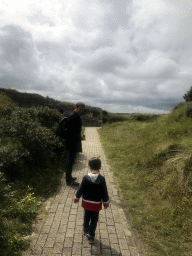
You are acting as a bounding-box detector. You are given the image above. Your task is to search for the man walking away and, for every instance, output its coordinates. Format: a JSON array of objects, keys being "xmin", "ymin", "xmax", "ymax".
[{"xmin": 65, "ymin": 102, "xmax": 85, "ymax": 186}]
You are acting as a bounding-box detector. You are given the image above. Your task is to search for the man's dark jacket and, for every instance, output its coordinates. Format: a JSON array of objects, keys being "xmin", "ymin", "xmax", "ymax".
[{"xmin": 66, "ymin": 111, "xmax": 82, "ymax": 152}]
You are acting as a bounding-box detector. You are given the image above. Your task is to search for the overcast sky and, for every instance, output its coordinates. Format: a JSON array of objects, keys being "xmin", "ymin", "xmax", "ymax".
[{"xmin": 0, "ymin": 0, "xmax": 192, "ymax": 113}]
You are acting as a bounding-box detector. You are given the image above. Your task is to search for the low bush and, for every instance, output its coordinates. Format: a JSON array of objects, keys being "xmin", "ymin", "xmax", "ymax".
[
  {"xmin": 0, "ymin": 94, "xmax": 16, "ymax": 118},
  {"xmin": 27, "ymin": 106, "xmax": 62, "ymax": 130},
  {"xmin": 0, "ymin": 185, "xmax": 41, "ymax": 256},
  {"xmin": 102, "ymin": 112, "xmax": 160, "ymax": 124},
  {"xmin": 0, "ymin": 95, "xmax": 67, "ymax": 255},
  {"xmin": 103, "ymin": 113, "xmax": 129, "ymax": 124},
  {"xmin": 0, "ymin": 107, "xmax": 63, "ymax": 177},
  {"xmin": 131, "ymin": 113, "xmax": 160, "ymax": 122}
]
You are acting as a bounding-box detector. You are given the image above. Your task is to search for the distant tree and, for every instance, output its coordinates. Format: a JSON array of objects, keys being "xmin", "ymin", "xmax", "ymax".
[{"xmin": 183, "ymin": 87, "xmax": 192, "ymax": 102}]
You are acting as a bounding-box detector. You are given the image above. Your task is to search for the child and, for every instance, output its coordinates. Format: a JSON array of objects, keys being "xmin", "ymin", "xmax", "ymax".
[{"xmin": 73, "ymin": 157, "xmax": 109, "ymax": 244}]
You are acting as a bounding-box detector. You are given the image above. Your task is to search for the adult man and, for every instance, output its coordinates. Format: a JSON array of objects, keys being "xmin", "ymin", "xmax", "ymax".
[{"xmin": 65, "ymin": 102, "xmax": 85, "ymax": 185}]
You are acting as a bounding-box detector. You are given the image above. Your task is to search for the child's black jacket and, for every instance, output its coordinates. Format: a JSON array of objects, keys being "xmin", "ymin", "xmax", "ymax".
[{"xmin": 74, "ymin": 174, "xmax": 109, "ymax": 211}]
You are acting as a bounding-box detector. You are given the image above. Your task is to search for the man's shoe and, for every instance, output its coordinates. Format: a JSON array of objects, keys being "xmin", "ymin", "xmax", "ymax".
[
  {"xmin": 86, "ymin": 234, "xmax": 94, "ymax": 244},
  {"xmin": 71, "ymin": 177, "xmax": 77, "ymax": 181},
  {"xmin": 83, "ymin": 228, "xmax": 89, "ymax": 236},
  {"xmin": 67, "ymin": 181, "xmax": 79, "ymax": 186}
]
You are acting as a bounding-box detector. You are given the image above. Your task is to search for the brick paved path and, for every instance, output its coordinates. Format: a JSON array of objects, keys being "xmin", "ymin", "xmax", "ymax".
[{"xmin": 23, "ymin": 127, "xmax": 144, "ymax": 256}]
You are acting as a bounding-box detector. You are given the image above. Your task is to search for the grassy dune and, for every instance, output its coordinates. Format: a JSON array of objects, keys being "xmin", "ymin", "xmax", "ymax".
[{"xmin": 99, "ymin": 103, "xmax": 192, "ymax": 256}]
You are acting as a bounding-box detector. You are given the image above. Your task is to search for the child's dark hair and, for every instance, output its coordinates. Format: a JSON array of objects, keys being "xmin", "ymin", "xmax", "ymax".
[{"xmin": 89, "ymin": 157, "xmax": 101, "ymax": 170}]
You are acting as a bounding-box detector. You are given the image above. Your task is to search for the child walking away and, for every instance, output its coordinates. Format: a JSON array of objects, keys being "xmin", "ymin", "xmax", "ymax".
[{"xmin": 73, "ymin": 157, "xmax": 109, "ymax": 244}]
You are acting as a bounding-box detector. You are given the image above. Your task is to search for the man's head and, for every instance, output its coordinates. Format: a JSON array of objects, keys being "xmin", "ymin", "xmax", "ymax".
[
  {"xmin": 75, "ymin": 102, "xmax": 85, "ymax": 115},
  {"xmin": 89, "ymin": 157, "xmax": 101, "ymax": 171}
]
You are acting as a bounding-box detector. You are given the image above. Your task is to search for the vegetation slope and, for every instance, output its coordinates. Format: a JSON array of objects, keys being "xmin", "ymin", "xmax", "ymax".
[
  {"xmin": 0, "ymin": 94, "xmax": 66, "ymax": 256},
  {"xmin": 99, "ymin": 103, "xmax": 192, "ymax": 256}
]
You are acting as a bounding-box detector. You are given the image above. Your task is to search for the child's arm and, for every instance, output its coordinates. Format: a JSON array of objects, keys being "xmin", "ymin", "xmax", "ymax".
[
  {"xmin": 73, "ymin": 177, "xmax": 85, "ymax": 203},
  {"xmin": 73, "ymin": 197, "xmax": 79, "ymax": 203},
  {"xmin": 102, "ymin": 177, "xmax": 109, "ymax": 209}
]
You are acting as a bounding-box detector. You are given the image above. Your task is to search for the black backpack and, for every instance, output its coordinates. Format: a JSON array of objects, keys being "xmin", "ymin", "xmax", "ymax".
[{"xmin": 57, "ymin": 117, "xmax": 68, "ymax": 139}]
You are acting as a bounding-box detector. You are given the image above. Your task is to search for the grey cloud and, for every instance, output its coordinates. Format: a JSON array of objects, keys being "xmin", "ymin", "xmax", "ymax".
[
  {"xmin": 0, "ymin": 25, "xmax": 70, "ymax": 94},
  {"xmin": 0, "ymin": 1, "xmax": 191, "ymax": 114},
  {"xmin": 97, "ymin": 93, "xmax": 179, "ymax": 111},
  {"xmin": 0, "ymin": 25, "xmax": 37, "ymax": 66},
  {"xmin": 0, "ymin": 25, "xmax": 40, "ymax": 89},
  {"xmin": 80, "ymin": 48, "xmax": 128, "ymax": 74},
  {"xmin": 102, "ymin": 0, "xmax": 131, "ymax": 31}
]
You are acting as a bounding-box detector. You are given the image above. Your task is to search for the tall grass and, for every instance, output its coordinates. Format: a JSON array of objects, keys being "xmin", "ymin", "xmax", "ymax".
[
  {"xmin": 99, "ymin": 103, "xmax": 192, "ymax": 256},
  {"xmin": 102, "ymin": 112, "xmax": 160, "ymax": 124}
]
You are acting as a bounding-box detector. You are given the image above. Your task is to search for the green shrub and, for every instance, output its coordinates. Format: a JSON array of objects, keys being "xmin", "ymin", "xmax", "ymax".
[
  {"xmin": 0, "ymin": 96, "xmax": 67, "ymax": 255},
  {"xmin": 103, "ymin": 113, "xmax": 128, "ymax": 123},
  {"xmin": 2, "ymin": 186, "xmax": 41, "ymax": 221},
  {"xmin": 186, "ymin": 105, "xmax": 192, "ymax": 118},
  {"xmin": 183, "ymin": 86, "xmax": 192, "ymax": 102},
  {"xmin": 130, "ymin": 113, "xmax": 160, "ymax": 122},
  {"xmin": 0, "ymin": 107, "xmax": 63, "ymax": 176},
  {"xmin": 0, "ymin": 138, "xmax": 30, "ymax": 178},
  {"xmin": 0, "ymin": 186, "xmax": 40, "ymax": 256},
  {"xmin": 27, "ymin": 106, "xmax": 62, "ymax": 130},
  {"xmin": 0, "ymin": 94, "xmax": 16, "ymax": 118}
]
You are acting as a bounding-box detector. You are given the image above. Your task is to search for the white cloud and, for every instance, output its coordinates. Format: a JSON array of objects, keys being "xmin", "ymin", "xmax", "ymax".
[{"xmin": 0, "ymin": 0, "xmax": 191, "ymax": 113}]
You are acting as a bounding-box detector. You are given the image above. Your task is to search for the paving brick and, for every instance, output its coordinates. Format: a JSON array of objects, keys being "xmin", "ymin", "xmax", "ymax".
[
  {"xmin": 106, "ymin": 218, "xmax": 114, "ymax": 226},
  {"xmin": 101, "ymin": 249, "xmax": 112, "ymax": 255},
  {"xmin": 118, "ymin": 239, "xmax": 129, "ymax": 250},
  {"xmin": 66, "ymin": 228, "xmax": 75, "ymax": 238},
  {"xmin": 101, "ymin": 238, "xmax": 110, "ymax": 249},
  {"xmin": 74, "ymin": 233, "xmax": 83, "ymax": 243},
  {"xmin": 44, "ymin": 237, "xmax": 55, "ymax": 247},
  {"xmin": 82, "ymin": 247, "xmax": 92, "ymax": 255},
  {"xmin": 41, "ymin": 225, "xmax": 51, "ymax": 234},
  {"xmin": 107, "ymin": 226, "xmax": 116, "ymax": 234},
  {"xmin": 60, "ymin": 217, "xmax": 69, "ymax": 225},
  {"xmin": 63, "ymin": 207, "xmax": 71, "ymax": 213},
  {"xmin": 100, "ymin": 231, "xmax": 109, "ymax": 239},
  {"xmin": 91, "ymin": 242, "xmax": 101, "ymax": 255},
  {"xmin": 57, "ymin": 204, "xmax": 65, "ymax": 211},
  {"xmin": 48, "ymin": 229, "xmax": 58, "ymax": 237},
  {"xmin": 99, "ymin": 222, "xmax": 107, "ymax": 230},
  {"xmin": 53, "ymin": 242, "xmax": 63, "ymax": 254},
  {"xmin": 55, "ymin": 233, "xmax": 65, "ymax": 243},
  {"xmin": 36, "ymin": 234, "xmax": 48, "ymax": 245},
  {"xmin": 62, "ymin": 247, "xmax": 72, "ymax": 255},
  {"xmin": 75, "ymin": 225, "xmax": 83, "ymax": 233},
  {"xmin": 110, "ymin": 243, "xmax": 120, "ymax": 255},
  {"xmin": 31, "ymin": 244, "xmax": 43, "ymax": 254},
  {"xmin": 51, "ymin": 222, "xmax": 60, "ymax": 230},
  {"xmin": 58, "ymin": 224, "xmax": 67, "ymax": 233},
  {"xmin": 121, "ymin": 250, "xmax": 131, "ymax": 256},
  {"xmin": 68, "ymin": 215, "xmax": 76, "ymax": 222},
  {"xmin": 67, "ymin": 221, "xmax": 76, "ymax": 229},
  {"xmin": 72, "ymin": 243, "xmax": 82, "ymax": 255},
  {"xmin": 42, "ymin": 248, "xmax": 54, "ymax": 255},
  {"xmin": 116, "ymin": 231, "xmax": 126, "ymax": 240},
  {"xmin": 64, "ymin": 237, "xmax": 73, "ymax": 247},
  {"xmin": 109, "ymin": 234, "xmax": 118, "ymax": 244}
]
